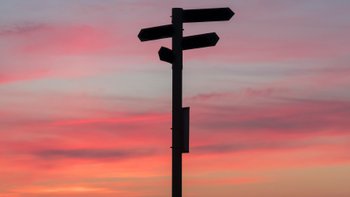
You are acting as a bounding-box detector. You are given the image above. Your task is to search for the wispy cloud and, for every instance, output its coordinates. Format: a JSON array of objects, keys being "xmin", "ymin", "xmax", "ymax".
[
  {"xmin": 187, "ymin": 87, "xmax": 288, "ymax": 102},
  {"xmin": 193, "ymin": 139, "xmax": 319, "ymax": 154},
  {"xmin": 34, "ymin": 148, "xmax": 155, "ymax": 160},
  {"xmin": 0, "ymin": 69, "xmax": 51, "ymax": 84},
  {"xmin": 194, "ymin": 97, "xmax": 350, "ymax": 133},
  {"xmin": 0, "ymin": 23, "xmax": 48, "ymax": 36}
]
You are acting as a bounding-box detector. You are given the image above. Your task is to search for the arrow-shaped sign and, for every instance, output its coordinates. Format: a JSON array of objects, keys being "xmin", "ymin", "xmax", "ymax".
[
  {"xmin": 158, "ymin": 47, "xmax": 173, "ymax": 64},
  {"xmin": 182, "ymin": 32, "xmax": 219, "ymax": 50},
  {"xmin": 183, "ymin": 7, "xmax": 234, "ymax": 23},
  {"xmin": 138, "ymin": 24, "xmax": 173, "ymax": 42}
]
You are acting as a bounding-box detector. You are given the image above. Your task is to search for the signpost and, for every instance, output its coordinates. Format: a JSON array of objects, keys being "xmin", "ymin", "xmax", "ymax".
[{"xmin": 138, "ymin": 7, "xmax": 234, "ymax": 197}]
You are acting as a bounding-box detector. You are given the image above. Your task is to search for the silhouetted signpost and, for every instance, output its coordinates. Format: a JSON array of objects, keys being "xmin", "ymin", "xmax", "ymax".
[{"xmin": 138, "ymin": 7, "xmax": 234, "ymax": 197}]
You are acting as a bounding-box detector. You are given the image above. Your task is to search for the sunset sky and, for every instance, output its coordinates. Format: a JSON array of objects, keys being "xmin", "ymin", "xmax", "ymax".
[{"xmin": 1, "ymin": 0, "xmax": 350, "ymax": 196}]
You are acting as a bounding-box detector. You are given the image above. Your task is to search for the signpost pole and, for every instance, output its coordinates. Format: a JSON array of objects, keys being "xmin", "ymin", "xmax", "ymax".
[{"xmin": 172, "ymin": 8, "xmax": 183, "ymax": 197}]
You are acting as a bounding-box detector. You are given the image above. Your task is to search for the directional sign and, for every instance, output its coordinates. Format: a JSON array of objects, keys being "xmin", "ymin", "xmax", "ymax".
[
  {"xmin": 183, "ymin": 7, "xmax": 234, "ymax": 23},
  {"xmin": 158, "ymin": 47, "xmax": 173, "ymax": 64},
  {"xmin": 138, "ymin": 24, "xmax": 173, "ymax": 41},
  {"xmin": 182, "ymin": 32, "xmax": 219, "ymax": 50}
]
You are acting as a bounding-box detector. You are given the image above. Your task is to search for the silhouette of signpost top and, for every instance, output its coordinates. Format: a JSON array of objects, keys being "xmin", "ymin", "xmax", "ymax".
[{"xmin": 138, "ymin": 7, "xmax": 234, "ymax": 197}]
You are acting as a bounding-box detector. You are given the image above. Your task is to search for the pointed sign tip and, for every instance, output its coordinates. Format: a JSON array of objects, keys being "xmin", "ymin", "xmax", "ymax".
[
  {"xmin": 137, "ymin": 30, "xmax": 144, "ymax": 42},
  {"xmin": 228, "ymin": 8, "xmax": 235, "ymax": 19},
  {"xmin": 213, "ymin": 33, "xmax": 220, "ymax": 45}
]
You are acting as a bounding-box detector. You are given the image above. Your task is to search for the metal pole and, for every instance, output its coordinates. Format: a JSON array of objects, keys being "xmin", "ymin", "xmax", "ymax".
[{"xmin": 172, "ymin": 8, "xmax": 183, "ymax": 197}]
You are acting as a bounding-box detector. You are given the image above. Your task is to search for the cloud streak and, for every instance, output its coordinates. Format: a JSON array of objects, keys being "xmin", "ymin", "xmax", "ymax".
[
  {"xmin": 34, "ymin": 148, "xmax": 155, "ymax": 160},
  {"xmin": 0, "ymin": 23, "xmax": 48, "ymax": 36},
  {"xmin": 193, "ymin": 97, "xmax": 350, "ymax": 133}
]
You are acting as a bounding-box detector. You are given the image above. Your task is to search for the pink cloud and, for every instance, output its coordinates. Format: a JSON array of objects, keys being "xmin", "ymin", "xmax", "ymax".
[
  {"xmin": 183, "ymin": 93, "xmax": 350, "ymax": 169},
  {"xmin": 191, "ymin": 95, "xmax": 350, "ymax": 132},
  {"xmin": 18, "ymin": 24, "xmax": 112, "ymax": 55},
  {"xmin": 0, "ymin": 23, "xmax": 115, "ymax": 55},
  {"xmin": 0, "ymin": 22, "xmax": 160, "ymax": 84},
  {"xmin": 0, "ymin": 69, "xmax": 51, "ymax": 84},
  {"xmin": 187, "ymin": 87, "xmax": 288, "ymax": 102},
  {"xmin": 50, "ymin": 113, "xmax": 170, "ymax": 127}
]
